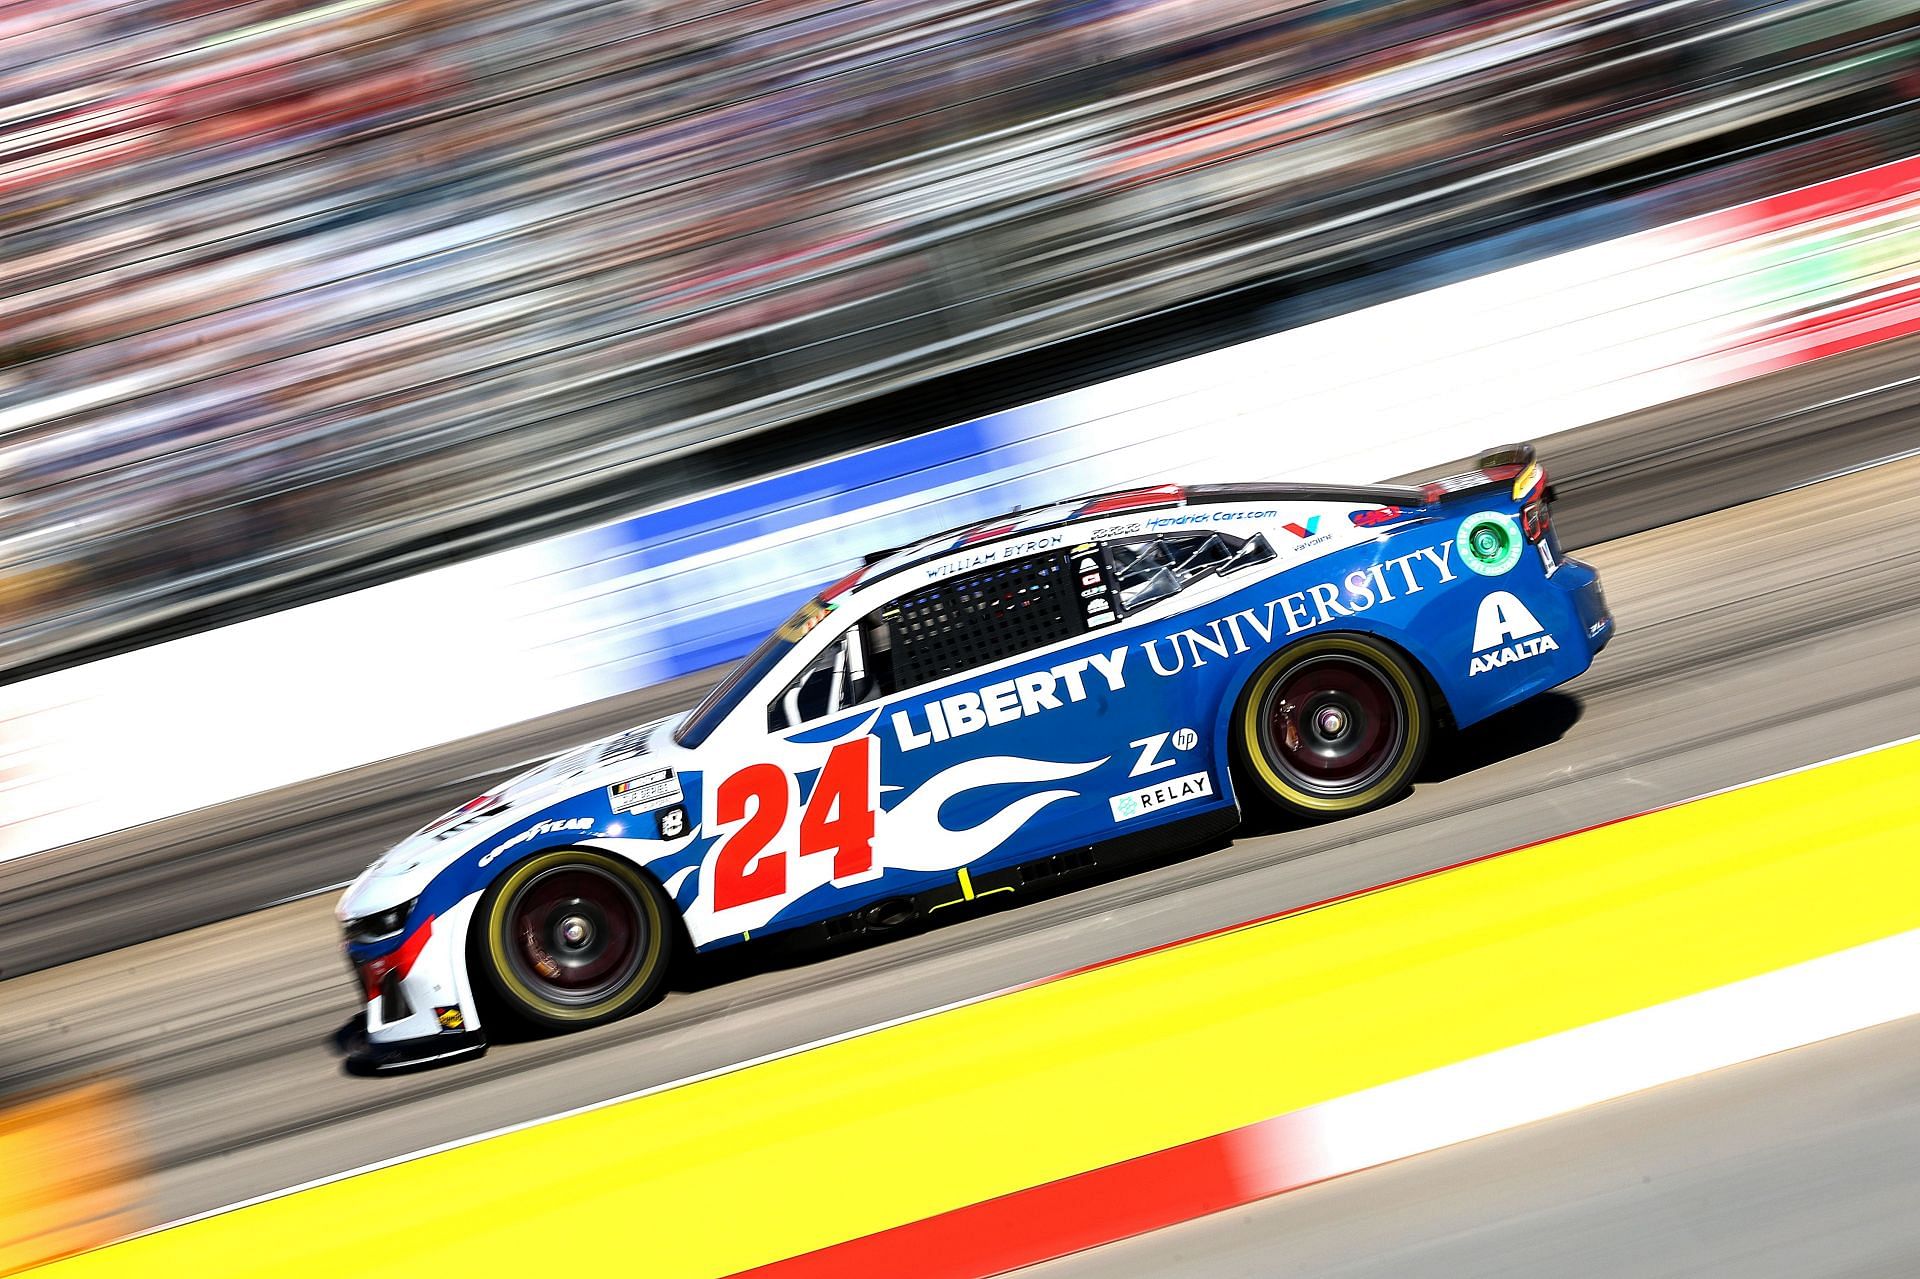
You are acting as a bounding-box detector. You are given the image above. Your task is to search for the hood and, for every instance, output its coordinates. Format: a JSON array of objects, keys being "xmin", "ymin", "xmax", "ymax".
[{"xmin": 336, "ymin": 711, "xmax": 690, "ymax": 922}]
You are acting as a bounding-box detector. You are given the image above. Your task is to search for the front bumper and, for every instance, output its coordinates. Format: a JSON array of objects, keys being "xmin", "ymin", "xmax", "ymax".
[
  {"xmin": 336, "ymin": 1012, "xmax": 487, "ymax": 1075},
  {"xmin": 341, "ymin": 891, "xmax": 487, "ymax": 1073}
]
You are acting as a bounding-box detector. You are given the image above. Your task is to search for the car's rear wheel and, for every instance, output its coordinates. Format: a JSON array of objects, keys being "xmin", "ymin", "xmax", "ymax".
[
  {"xmin": 472, "ymin": 848, "xmax": 674, "ymax": 1031},
  {"xmin": 1235, "ymin": 633, "xmax": 1431, "ymax": 819}
]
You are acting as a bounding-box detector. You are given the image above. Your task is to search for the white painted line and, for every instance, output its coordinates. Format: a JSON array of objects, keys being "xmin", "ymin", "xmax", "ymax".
[
  {"xmin": 258, "ymin": 880, "xmax": 355, "ymax": 911},
  {"xmin": 1237, "ymin": 928, "xmax": 1920, "ymax": 1191},
  {"xmin": 1789, "ymin": 440, "xmax": 1920, "ymax": 494}
]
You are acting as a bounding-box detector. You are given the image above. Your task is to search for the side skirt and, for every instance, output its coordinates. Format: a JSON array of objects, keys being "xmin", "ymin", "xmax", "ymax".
[{"xmin": 792, "ymin": 803, "xmax": 1243, "ymax": 946}]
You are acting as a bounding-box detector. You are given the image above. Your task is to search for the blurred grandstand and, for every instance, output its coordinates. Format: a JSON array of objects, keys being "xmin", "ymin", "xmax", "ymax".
[{"xmin": 1, "ymin": 0, "xmax": 1917, "ymax": 676}]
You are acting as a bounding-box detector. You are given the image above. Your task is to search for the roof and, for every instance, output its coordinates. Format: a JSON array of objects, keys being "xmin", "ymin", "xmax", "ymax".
[
  {"xmin": 860, "ymin": 484, "xmax": 1187, "ymax": 569},
  {"xmin": 834, "ymin": 444, "xmax": 1534, "ymax": 605},
  {"xmin": 854, "ymin": 478, "xmax": 1426, "ymax": 580}
]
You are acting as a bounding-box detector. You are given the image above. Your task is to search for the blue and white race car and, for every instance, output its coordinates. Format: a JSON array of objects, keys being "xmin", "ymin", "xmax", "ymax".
[{"xmin": 338, "ymin": 445, "xmax": 1611, "ymax": 1070}]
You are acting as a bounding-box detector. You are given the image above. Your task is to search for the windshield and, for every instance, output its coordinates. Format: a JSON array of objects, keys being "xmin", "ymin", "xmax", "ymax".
[{"xmin": 675, "ymin": 596, "xmax": 833, "ymax": 747}]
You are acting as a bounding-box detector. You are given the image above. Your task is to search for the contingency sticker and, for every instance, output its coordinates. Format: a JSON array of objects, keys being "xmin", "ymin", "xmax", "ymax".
[{"xmin": 609, "ymin": 768, "xmax": 682, "ymax": 814}]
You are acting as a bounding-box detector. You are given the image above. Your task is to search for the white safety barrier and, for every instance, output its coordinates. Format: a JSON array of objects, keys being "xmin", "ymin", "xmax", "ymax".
[{"xmin": 4, "ymin": 156, "xmax": 1918, "ymax": 863}]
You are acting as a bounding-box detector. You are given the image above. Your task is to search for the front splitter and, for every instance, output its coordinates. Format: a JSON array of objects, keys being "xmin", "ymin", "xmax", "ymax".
[{"xmin": 335, "ymin": 1013, "xmax": 488, "ymax": 1075}]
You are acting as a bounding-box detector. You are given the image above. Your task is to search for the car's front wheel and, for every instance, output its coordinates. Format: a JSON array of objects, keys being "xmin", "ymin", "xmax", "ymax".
[
  {"xmin": 1235, "ymin": 633, "xmax": 1432, "ymax": 819},
  {"xmin": 472, "ymin": 848, "xmax": 675, "ymax": 1031}
]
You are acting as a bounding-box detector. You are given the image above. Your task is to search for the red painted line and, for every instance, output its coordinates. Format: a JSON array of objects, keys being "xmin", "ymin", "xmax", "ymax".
[
  {"xmin": 733, "ymin": 1123, "xmax": 1260, "ymax": 1279},
  {"xmin": 733, "ymin": 1105, "xmax": 1349, "ymax": 1279}
]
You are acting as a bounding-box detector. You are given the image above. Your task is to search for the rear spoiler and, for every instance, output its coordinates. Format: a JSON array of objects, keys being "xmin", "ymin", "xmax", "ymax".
[{"xmin": 1418, "ymin": 444, "xmax": 1550, "ymax": 506}]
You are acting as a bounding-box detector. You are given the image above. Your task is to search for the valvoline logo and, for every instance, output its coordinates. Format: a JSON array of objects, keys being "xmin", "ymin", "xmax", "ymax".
[
  {"xmin": 1281, "ymin": 517, "xmax": 1320, "ymax": 539},
  {"xmin": 1349, "ymin": 506, "xmax": 1408, "ymax": 528}
]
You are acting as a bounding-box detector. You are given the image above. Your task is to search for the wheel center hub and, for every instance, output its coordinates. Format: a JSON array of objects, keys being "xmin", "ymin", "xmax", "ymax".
[
  {"xmin": 1314, "ymin": 705, "xmax": 1350, "ymax": 738},
  {"xmin": 557, "ymin": 915, "xmax": 593, "ymax": 950}
]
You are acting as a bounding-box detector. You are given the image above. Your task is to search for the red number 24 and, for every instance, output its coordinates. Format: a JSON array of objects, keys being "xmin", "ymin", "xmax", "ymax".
[{"xmin": 712, "ymin": 738, "xmax": 875, "ymax": 912}]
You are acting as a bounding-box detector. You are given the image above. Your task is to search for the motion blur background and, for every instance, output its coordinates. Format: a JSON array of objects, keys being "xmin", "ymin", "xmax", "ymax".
[
  {"xmin": 3, "ymin": 0, "xmax": 1917, "ymax": 678},
  {"xmin": 4, "ymin": 2, "xmax": 1920, "ymax": 1272}
]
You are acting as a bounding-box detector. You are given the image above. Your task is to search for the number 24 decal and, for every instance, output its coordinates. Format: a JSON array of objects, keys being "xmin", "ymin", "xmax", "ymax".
[{"xmin": 712, "ymin": 737, "xmax": 876, "ymax": 912}]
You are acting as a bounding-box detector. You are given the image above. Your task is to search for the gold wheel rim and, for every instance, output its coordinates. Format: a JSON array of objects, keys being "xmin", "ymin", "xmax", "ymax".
[
  {"xmin": 1241, "ymin": 637, "xmax": 1423, "ymax": 813},
  {"xmin": 485, "ymin": 850, "xmax": 665, "ymax": 1021}
]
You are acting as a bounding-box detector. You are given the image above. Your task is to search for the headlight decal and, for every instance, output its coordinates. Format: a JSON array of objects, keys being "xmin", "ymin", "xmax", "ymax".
[
  {"xmin": 344, "ymin": 898, "xmax": 418, "ymax": 946},
  {"xmin": 352, "ymin": 914, "xmax": 437, "ymax": 1000}
]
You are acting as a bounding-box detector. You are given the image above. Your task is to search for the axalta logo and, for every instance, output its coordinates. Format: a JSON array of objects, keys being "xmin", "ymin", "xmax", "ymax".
[
  {"xmin": 892, "ymin": 648, "xmax": 1129, "ymax": 751},
  {"xmin": 478, "ymin": 816, "xmax": 595, "ymax": 867},
  {"xmin": 1469, "ymin": 591, "xmax": 1559, "ymax": 676},
  {"xmin": 1349, "ymin": 506, "xmax": 1407, "ymax": 528}
]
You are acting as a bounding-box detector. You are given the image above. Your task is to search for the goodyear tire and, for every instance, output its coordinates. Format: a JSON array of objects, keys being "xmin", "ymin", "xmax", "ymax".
[
  {"xmin": 1235, "ymin": 633, "xmax": 1431, "ymax": 820},
  {"xmin": 472, "ymin": 848, "xmax": 674, "ymax": 1031}
]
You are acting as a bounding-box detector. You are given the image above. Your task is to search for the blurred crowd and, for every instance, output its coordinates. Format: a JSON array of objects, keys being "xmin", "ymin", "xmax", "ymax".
[{"xmin": 0, "ymin": 0, "xmax": 1915, "ymax": 669}]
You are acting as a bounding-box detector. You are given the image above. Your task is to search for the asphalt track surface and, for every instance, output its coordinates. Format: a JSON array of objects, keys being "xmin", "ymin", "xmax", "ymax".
[
  {"xmin": 1029, "ymin": 1013, "xmax": 1920, "ymax": 1279},
  {"xmin": 2, "ymin": 334, "xmax": 1919, "ymax": 1249}
]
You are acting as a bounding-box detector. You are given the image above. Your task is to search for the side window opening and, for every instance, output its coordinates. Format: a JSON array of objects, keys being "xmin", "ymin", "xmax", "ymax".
[
  {"xmin": 1171, "ymin": 532, "xmax": 1234, "ymax": 578},
  {"xmin": 1224, "ymin": 532, "xmax": 1277, "ymax": 574},
  {"xmin": 1108, "ymin": 539, "xmax": 1178, "ymax": 612},
  {"xmin": 1104, "ymin": 530, "xmax": 1273, "ymax": 614},
  {"xmin": 768, "ymin": 624, "xmax": 884, "ymax": 732}
]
